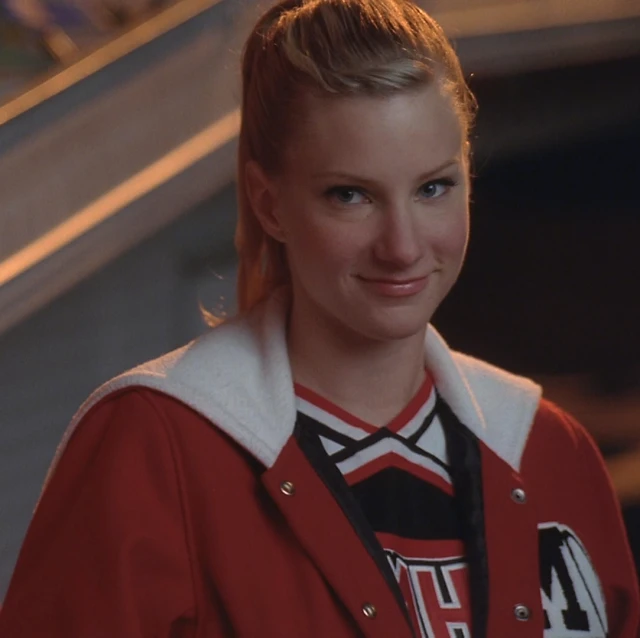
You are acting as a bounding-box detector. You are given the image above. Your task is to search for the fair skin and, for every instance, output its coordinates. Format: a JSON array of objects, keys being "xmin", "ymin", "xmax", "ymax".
[{"xmin": 247, "ymin": 82, "xmax": 470, "ymax": 425}]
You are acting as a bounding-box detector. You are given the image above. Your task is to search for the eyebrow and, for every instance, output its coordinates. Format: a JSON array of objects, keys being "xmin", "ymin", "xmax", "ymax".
[{"xmin": 312, "ymin": 158, "xmax": 461, "ymax": 185}]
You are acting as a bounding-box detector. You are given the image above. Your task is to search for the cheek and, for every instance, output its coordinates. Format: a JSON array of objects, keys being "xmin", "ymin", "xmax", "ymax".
[{"xmin": 284, "ymin": 210, "xmax": 367, "ymax": 273}]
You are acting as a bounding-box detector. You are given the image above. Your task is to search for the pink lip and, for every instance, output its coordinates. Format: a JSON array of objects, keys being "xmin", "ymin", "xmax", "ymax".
[{"xmin": 358, "ymin": 275, "xmax": 429, "ymax": 298}]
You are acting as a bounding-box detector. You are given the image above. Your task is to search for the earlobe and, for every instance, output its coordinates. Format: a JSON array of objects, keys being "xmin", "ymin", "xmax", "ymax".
[{"xmin": 244, "ymin": 160, "xmax": 287, "ymax": 243}]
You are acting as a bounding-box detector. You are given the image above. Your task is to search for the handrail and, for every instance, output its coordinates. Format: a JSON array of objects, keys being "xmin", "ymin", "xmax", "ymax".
[
  {"xmin": 0, "ymin": 0, "xmax": 223, "ymax": 126},
  {"xmin": 0, "ymin": 0, "xmax": 245, "ymax": 336},
  {"xmin": 0, "ymin": 110, "xmax": 239, "ymax": 291}
]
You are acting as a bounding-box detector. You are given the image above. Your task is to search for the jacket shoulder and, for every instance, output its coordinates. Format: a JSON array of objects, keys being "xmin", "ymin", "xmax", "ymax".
[
  {"xmin": 449, "ymin": 351, "xmax": 542, "ymax": 471},
  {"xmin": 528, "ymin": 396, "xmax": 604, "ymax": 459},
  {"xmin": 40, "ymin": 388, "xmax": 179, "ymax": 494},
  {"xmin": 522, "ymin": 396, "xmax": 614, "ymax": 490}
]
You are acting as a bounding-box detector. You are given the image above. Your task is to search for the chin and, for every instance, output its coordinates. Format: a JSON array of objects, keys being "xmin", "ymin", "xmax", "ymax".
[{"xmin": 351, "ymin": 307, "xmax": 433, "ymax": 344}]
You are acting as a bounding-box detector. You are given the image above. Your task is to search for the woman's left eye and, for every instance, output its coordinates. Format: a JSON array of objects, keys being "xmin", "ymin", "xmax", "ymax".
[{"xmin": 418, "ymin": 178, "xmax": 456, "ymax": 199}]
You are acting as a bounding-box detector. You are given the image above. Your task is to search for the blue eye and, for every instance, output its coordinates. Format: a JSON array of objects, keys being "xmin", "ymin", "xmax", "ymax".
[
  {"xmin": 419, "ymin": 178, "xmax": 457, "ymax": 199},
  {"xmin": 326, "ymin": 187, "xmax": 368, "ymax": 205}
]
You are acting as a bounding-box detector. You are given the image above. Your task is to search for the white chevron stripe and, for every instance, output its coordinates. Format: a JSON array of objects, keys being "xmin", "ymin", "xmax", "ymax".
[
  {"xmin": 396, "ymin": 389, "xmax": 438, "ymax": 438},
  {"xmin": 414, "ymin": 417, "xmax": 449, "ymax": 466},
  {"xmin": 337, "ymin": 437, "xmax": 451, "ymax": 486},
  {"xmin": 296, "ymin": 397, "xmax": 369, "ymax": 440},
  {"xmin": 319, "ymin": 435, "xmax": 347, "ymax": 456}
]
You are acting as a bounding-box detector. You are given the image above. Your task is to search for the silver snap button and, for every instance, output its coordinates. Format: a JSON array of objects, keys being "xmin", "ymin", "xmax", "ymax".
[
  {"xmin": 514, "ymin": 604, "xmax": 531, "ymax": 621},
  {"xmin": 362, "ymin": 603, "xmax": 377, "ymax": 618},
  {"xmin": 511, "ymin": 488, "xmax": 527, "ymax": 504},
  {"xmin": 280, "ymin": 481, "xmax": 296, "ymax": 496}
]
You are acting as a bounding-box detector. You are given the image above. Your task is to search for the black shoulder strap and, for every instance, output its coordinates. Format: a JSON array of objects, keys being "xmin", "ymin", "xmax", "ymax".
[
  {"xmin": 293, "ymin": 415, "xmax": 415, "ymax": 633},
  {"xmin": 438, "ymin": 393, "xmax": 489, "ymax": 638}
]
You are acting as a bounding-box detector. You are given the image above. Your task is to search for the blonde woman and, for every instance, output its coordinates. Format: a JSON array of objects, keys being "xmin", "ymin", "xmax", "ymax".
[{"xmin": 0, "ymin": 1, "xmax": 637, "ymax": 636}]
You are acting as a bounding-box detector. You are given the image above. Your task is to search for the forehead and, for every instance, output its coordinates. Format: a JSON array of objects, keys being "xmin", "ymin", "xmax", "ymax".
[{"xmin": 283, "ymin": 83, "xmax": 464, "ymax": 178}]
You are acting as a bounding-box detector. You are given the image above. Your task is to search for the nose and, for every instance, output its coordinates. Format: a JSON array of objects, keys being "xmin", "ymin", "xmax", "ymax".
[{"xmin": 372, "ymin": 205, "xmax": 422, "ymax": 269}]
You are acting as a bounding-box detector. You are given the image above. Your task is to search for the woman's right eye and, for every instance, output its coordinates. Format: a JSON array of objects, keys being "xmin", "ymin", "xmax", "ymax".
[{"xmin": 326, "ymin": 187, "xmax": 368, "ymax": 205}]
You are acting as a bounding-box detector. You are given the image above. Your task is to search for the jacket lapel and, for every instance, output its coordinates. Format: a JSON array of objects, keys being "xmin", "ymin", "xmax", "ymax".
[{"xmin": 262, "ymin": 435, "xmax": 416, "ymax": 638}]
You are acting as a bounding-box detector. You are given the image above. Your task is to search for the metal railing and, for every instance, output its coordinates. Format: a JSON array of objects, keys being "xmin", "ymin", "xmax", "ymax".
[{"xmin": 0, "ymin": 0, "xmax": 247, "ymax": 335}]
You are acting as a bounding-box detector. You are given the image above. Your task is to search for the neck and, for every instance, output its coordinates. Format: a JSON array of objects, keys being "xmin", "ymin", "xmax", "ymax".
[{"xmin": 287, "ymin": 301, "xmax": 428, "ymax": 427}]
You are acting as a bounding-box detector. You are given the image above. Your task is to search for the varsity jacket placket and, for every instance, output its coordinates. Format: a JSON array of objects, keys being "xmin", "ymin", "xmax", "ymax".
[
  {"xmin": 294, "ymin": 418, "xmax": 418, "ymax": 633},
  {"xmin": 263, "ymin": 413, "xmax": 546, "ymax": 637},
  {"xmin": 262, "ymin": 434, "xmax": 417, "ymax": 637},
  {"xmin": 480, "ymin": 439, "xmax": 544, "ymax": 636}
]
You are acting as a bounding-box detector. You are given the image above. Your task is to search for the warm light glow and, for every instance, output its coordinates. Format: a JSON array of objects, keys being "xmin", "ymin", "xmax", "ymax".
[{"xmin": 0, "ymin": 109, "xmax": 240, "ymax": 288}]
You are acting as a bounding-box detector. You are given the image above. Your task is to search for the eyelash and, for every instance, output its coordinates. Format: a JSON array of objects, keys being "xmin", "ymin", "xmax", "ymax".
[{"xmin": 325, "ymin": 177, "xmax": 458, "ymax": 205}]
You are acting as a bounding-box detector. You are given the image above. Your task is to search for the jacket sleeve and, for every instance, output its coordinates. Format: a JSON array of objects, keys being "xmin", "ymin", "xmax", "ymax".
[
  {"xmin": 575, "ymin": 418, "xmax": 640, "ymax": 638},
  {"xmin": 0, "ymin": 390, "xmax": 196, "ymax": 638},
  {"xmin": 537, "ymin": 401, "xmax": 640, "ymax": 638}
]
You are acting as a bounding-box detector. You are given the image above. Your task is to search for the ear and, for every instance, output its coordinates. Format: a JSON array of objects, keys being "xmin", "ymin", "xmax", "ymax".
[{"xmin": 244, "ymin": 160, "xmax": 287, "ymax": 243}]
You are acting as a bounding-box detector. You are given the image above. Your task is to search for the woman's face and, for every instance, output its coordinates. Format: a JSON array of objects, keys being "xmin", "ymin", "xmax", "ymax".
[{"xmin": 256, "ymin": 82, "xmax": 470, "ymax": 345}]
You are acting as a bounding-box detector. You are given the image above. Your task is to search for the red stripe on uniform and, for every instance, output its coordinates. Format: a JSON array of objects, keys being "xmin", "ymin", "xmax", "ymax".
[
  {"xmin": 343, "ymin": 451, "xmax": 454, "ymax": 496},
  {"xmin": 295, "ymin": 371, "xmax": 434, "ymax": 435}
]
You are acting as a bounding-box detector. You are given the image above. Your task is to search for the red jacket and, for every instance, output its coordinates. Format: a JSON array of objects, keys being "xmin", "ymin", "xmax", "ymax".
[{"xmin": 0, "ymin": 290, "xmax": 637, "ymax": 637}]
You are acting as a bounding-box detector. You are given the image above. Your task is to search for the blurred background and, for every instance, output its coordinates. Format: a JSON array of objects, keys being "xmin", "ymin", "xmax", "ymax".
[{"xmin": 0, "ymin": 0, "xmax": 639, "ymax": 599}]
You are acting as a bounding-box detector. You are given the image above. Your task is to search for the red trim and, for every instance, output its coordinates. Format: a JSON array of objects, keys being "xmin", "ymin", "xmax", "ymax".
[
  {"xmin": 294, "ymin": 384, "xmax": 379, "ymax": 434},
  {"xmin": 386, "ymin": 372, "xmax": 434, "ymax": 433},
  {"xmin": 294, "ymin": 371, "xmax": 434, "ymax": 436},
  {"xmin": 343, "ymin": 451, "xmax": 454, "ymax": 496}
]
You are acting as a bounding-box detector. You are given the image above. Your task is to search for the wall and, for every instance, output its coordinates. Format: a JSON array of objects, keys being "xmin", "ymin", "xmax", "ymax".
[{"xmin": 0, "ymin": 183, "xmax": 238, "ymax": 598}]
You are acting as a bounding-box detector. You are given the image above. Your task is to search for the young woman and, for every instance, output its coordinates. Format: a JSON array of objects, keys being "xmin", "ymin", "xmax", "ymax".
[{"xmin": 0, "ymin": 1, "xmax": 637, "ymax": 636}]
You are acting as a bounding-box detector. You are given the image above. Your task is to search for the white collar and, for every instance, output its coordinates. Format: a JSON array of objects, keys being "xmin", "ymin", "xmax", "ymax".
[{"xmin": 50, "ymin": 288, "xmax": 541, "ymax": 482}]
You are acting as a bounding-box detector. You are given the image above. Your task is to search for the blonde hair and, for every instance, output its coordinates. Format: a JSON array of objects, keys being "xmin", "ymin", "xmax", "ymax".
[{"xmin": 235, "ymin": 0, "xmax": 476, "ymax": 313}]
